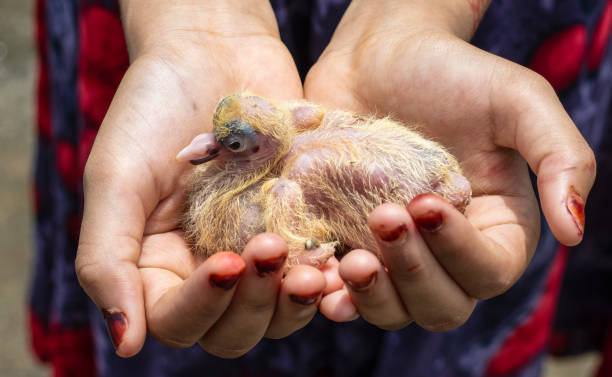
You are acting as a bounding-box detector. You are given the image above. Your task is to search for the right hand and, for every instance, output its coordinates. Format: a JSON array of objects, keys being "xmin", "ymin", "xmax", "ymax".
[
  {"xmin": 305, "ymin": 0, "xmax": 596, "ymax": 329},
  {"xmin": 76, "ymin": 1, "xmax": 326, "ymax": 358}
]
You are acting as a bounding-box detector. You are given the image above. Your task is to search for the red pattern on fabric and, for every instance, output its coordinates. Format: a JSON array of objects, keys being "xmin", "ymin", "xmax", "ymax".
[
  {"xmin": 588, "ymin": 0, "xmax": 612, "ymax": 71},
  {"xmin": 35, "ymin": 0, "xmax": 51, "ymax": 140},
  {"xmin": 29, "ymin": 310, "xmax": 96, "ymax": 377},
  {"xmin": 530, "ymin": 25, "xmax": 587, "ymax": 92},
  {"xmin": 485, "ymin": 246, "xmax": 569, "ymax": 377},
  {"xmin": 56, "ymin": 141, "xmax": 79, "ymax": 192},
  {"xmin": 78, "ymin": 5, "xmax": 129, "ymax": 126},
  {"xmin": 29, "ymin": 308, "xmax": 51, "ymax": 363}
]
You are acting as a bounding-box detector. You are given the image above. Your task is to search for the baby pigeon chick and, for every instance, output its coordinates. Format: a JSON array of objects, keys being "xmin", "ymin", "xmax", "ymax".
[{"xmin": 177, "ymin": 93, "xmax": 472, "ymax": 268}]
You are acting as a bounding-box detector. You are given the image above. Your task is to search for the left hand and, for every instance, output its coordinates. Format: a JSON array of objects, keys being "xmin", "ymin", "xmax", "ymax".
[{"xmin": 304, "ymin": 0, "xmax": 596, "ymax": 330}]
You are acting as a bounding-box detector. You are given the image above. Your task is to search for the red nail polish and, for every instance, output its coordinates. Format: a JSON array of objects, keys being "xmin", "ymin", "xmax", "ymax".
[
  {"xmin": 414, "ymin": 211, "xmax": 443, "ymax": 232},
  {"xmin": 346, "ymin": 271, "xmax": 378, "ymax": 292},
  {"xmin": 289, "ymin": 292, "xmax": 321, "ymax": 305},
  {"xmin": 567, "ymin": 191, "xmax": 585, "ymax": 236},
  {"xmin": 376, "ymin": 224, "xmax": 408, "ymax": 242},
  {"xmin": 254, "ymin": 254, "xmax": 287, "ymax": 276},
  {"xmin": 102, "ymin": 309, "xmax": 127, "ymax": 350},
  {"xmin": 210, "ymin": 272, "xmax": 242, "ymax": 290}
]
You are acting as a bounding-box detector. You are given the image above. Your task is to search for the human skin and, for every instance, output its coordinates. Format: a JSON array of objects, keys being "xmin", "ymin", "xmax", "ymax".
[
  {"xmin": 305, "ymin": 0, "xmax": 596, "ymax": 330},
  {"xmin": 75, "ymin": 0, "xmax": 596, "ymax": 359},
  {"xmin": 75, "ymin": 0, "xmax": 328, "ymax": 358}
]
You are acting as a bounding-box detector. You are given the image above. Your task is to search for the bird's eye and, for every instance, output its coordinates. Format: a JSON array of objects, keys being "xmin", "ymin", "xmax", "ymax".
[
  {"xmin": 216, "ymin": 120, "xmax": 258, "ymax": 154},
  {"xmin": 221, "ymin": 135, "xmax": 249, "ymax": 153},
  {"xmin": 228, "ymin": 141, "xmax": 242, "ymax": 151}
]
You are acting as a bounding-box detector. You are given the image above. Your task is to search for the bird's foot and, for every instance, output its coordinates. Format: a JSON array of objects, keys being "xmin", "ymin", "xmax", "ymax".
[{"xmin": 286, "ymin": 241, "xmax": 338, "ymax": 269}]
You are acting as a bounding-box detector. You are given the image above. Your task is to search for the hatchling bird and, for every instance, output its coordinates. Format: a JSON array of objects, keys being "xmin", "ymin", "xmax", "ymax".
[{"xmin": 176, "ymin": 93, "xmax": 472, "ymax": 267}]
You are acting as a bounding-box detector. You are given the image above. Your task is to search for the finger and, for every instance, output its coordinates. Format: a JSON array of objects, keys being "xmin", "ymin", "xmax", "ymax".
[
  {"xmin": 141, "ymin": 250, "xmax": 245, "ymax": 348},
  {"xmin": 406, "ymin": 194, "xmax": 530, "ymax": 299},
  {"xmin": 368, "ymin": 203, "xmax": 476, "ymax": 331},
  {"xmin": 319, "ymin": 288, "xmax": 359, "ymax": 322},
  {"xmin": 492, "ymin": 71, "xmax": 596, "ymax": 246},
  {"xmin": 265, "ymin": 265, "xmax": 326, "ymax": 339},
  {"xmin": 76, "ymin": 178, "xmax": 149, "ymax": 357},
  {"xmin": 199, "ymin": 233, "xmax": 287, "ymax": 358},
  {"xmin": 338, "ymin": 249, "xmax": 412, "ymax": 330},
  {"xmin": 320, "ymin": 257, "xmax": 344, "ymax": 295}
]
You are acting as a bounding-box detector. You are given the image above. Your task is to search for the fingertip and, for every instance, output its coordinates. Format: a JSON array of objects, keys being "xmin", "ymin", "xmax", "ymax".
[
  {"xmin": 77, "ymin": 261, "xmax": 147, "ymax": 358},
  {"xmin": 111, "ymin": 309, "xmax": 146, "ymax": 358},
  {"xmin": 368, "ymin": 203, "xmax": 412, "ymax": 231},
  {"xmin": 406, "ymin": 193, "xmax": 447, "ymax": 214},
  {"xmin": 320, "ymin": 257, "xmax": 343, "ymax": 295},
  {"xmin": 207, "ymin": 251, "xmax": 247, "ymax": 275},
  {"xmin": 207, "ymin": 253, "xmax": 247, "ymax": 290},
  {"xmin": 319, "ymin": 289, "xmax": 359, "ymax": 322},
  {"xmin": 338, "ymin": 250, "xmax": 380, "ymax": 286},
  {"xmin": 242, "ymin": 233, "xmax": 289, "ymax": 258},
  {"xmin": 541, "ymin": 184, "xmax": 587, "ymax": 246},
  {"xmin": 284, "ymin": 265, "xmax": 326, "ymax": 294}
]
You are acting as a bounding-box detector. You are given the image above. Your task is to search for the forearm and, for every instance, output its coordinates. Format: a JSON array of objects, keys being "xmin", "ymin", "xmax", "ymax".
[{"xmin": 118, "ymin": 0, "xmax": 280, "ymax": 59}]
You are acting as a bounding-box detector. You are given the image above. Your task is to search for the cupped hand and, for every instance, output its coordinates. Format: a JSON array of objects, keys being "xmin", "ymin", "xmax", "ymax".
[
  {"xmin": 306, "ymin": 1, "xmax": 596, "ymax": 330},
  {"xmin": 75, "ymin": 3, "xmax": 325, "ymax": 358}
]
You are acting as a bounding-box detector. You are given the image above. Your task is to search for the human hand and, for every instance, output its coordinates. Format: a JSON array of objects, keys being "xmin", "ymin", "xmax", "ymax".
[
  {"xmin": 75, "ymin": 0, "xmax": 325, "ymax": 358},
  {"xmin": 305, "ymin": 0, "xmax": 596, "ymax": 329}
]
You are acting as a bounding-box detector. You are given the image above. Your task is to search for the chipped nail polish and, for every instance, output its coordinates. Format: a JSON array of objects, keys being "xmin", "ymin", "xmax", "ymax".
[
  {"xmin": 414, "ymin": 211, "xmax": 443, "ymax": 232},
  {"xmin": 346, "ymin": 271, "xmax": 378, "ymax": 292},
  {"xmin": 254, "ymin": 254, "xmax": 287, "ymax": 276},
  {"xmin": 376, "ymin": 224, "xmax": 408, "ymax": 242},
  {"xmin": 289, "ymin": 292, "xmax": 321, "ymax": 305},
  {"xmin": 210, "ymin": 272, "xmax": 242, "ymax": 290},
  {"xmin": 102, "ymin": 309, "xmax": 127, "ymax": 350},
  {"xmin": 567, "ymin": 191, "xmax": 585, "ymax": 236}
]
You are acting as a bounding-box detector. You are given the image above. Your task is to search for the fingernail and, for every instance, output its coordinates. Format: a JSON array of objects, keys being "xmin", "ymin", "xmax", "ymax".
[
  {"xmin": 289, "ymin": 292, "xmax": 321, "ymax": 305},
  {"xmin": 567, "ymin": 190, "xmax": 585, "ymax": 236},
  {"xmin": 254, "ymin": 254, "xmax": 287, "ymax": 277},
  {"xmin": 102, "ymin": 309, "xmax": 127, "ymax": 350},
  {"xmin": 414, "ymin": 211, "xmax": 443, "ymax": 232},
  {"xmin": 210, "ymin": 272, "xmax": 243, "ymax": 290},
  {"xmin": 346, "ymin": 271, "xmax": 378, "ymax": 292},
  {"xmin": 375, "ymin": 224, "xmax": 408, "ymax": 242}
]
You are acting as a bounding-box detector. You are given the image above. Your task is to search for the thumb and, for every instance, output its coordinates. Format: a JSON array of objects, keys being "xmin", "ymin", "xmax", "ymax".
[
  {"xmin": 75, "ymin": 167, "xmax": 149, "ymax": 357},
  {"xmin": 493, "ymin": 71, "xmax": 597, "ymax": 246}
]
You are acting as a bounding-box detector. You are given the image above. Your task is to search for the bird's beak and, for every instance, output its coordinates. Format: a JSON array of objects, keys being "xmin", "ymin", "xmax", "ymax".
[{"xmin": 176, "ymin": 133, "xmax": 222, "ymax": 165}]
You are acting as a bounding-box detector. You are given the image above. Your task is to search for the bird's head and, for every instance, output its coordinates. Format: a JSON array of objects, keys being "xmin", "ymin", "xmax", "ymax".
[{"xmin": 177, "ymin": 93, "xmax": 294, "ymax": 167}]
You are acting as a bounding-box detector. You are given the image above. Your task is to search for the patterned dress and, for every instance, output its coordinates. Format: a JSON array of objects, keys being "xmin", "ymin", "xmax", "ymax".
[{"xmin": 30, "ymin": 1, "xmax": 612, "ymax": 376}]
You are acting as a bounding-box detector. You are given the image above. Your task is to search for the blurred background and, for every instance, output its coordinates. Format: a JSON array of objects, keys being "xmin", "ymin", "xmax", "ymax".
[
  {"xmin": 0, "ymin": 1, "xmax": 603, "ymax": 376},
  {"xmin": 0, "ymin": 0, "xmax": 47, "ymax": 376}
]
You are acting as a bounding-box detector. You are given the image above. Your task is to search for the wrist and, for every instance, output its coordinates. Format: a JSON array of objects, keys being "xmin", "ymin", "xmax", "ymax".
[
  {"xmin": 119, "ymin": 0, "xmax": 280, "ymax": 59},
  {"xmin": 341, "ymin": 0, "xmax": 490, "ymax": 41}
]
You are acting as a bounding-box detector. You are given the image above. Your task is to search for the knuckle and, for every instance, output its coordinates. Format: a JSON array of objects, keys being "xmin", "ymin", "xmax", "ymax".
[
  {"xmin": 470, "ymin": 272, "xmax": 514, "ymax": 300},
  {"xmin": 235, "ymin": 293, "xmax": 277, "ymax": 315},
  {"xmin": 390, "ymin": 260, "xmax": 429, "ymax": 283},
  {"xmin": 199, "ymin": 342, "xmax": 250, "ymax": 359},
  {"xmin": 74, "ymin": 257, "xmax": 103, "ymax": 290},
  {"xmin": 149, "ymin": 331, "xmax": 195, "ymax": 349},
  {"xmin": 420, "ymin": 312, "xmax": 470, "ymax": 332},
  {"xmin": 377, "ymin": 319, "xmax": 413, "ymax": 331}
]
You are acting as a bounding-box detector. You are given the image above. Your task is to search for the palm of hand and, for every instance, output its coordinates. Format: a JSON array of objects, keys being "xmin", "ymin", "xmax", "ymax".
[
  {"xmin": 301, "ymin": 28, "xmax": 592, "ymax": 327},
  {"xmin": 308, "ymin": 30, "xmax": 539, "ymax": 290}
]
